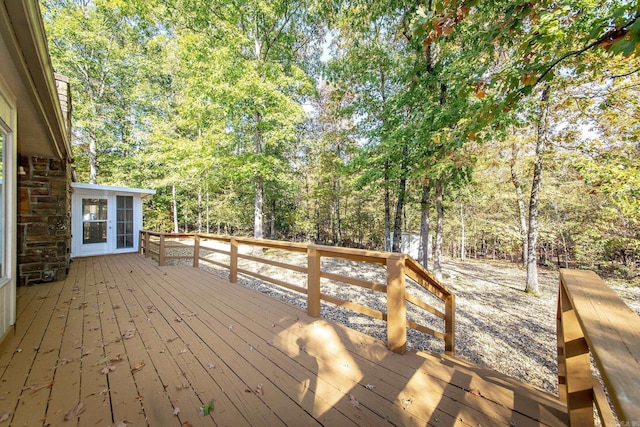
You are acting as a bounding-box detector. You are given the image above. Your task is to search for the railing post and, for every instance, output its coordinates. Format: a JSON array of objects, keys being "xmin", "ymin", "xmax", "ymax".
[
  {"xmin": 558, "ymin": 281, "xmax": 594, "ymax": 426},
  {"xmin": 144, "ymin": 232, "xmax": 150, "ymax": 258},
  {"xmin": 307, "ymin": 246, "xmax": 321, "ymax": 317},
  {"xmin": 138, "ymin": 231, "xmax": 143, "ymax": 254},
  {"xmin": 159, "ymin": 234, "xmax": 166, "ymax": 266},
  {"xmin": 386, "ymin": 254, "xmax": 406, "ymax": 354},
  {"xmin": 193, "ymin": 234, "xmax": 200, "ymax": 268},
  {"xmin": 230, "ymin": 238, "xmax": 238, "ymax": 283},
  {"xmin": 445, "ymin": 294, "xmax": 455, "ymax": 355}
]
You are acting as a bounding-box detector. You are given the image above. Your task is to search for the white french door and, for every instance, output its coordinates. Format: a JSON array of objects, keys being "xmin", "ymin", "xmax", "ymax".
[{"xmin": 75, "ymin": 195, "xmax": 135, "ymax": 256}]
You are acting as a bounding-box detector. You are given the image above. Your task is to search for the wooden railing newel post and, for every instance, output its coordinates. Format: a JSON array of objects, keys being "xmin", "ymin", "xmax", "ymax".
[
  {"xmin": 144, "ymin": 232, "xmax": 150, "ymax": 258},
  {"xmin": 158, "ymin": 234, "xmax": 166, "ymax": 266},
  {"xmin": 193, "ymin": 234, "xmax": 200, "ymax": 268},
  {"xmin": 559, "ymin": 279, "xmax": 594, "ymax": 427},
  {"xmin": 307, "ymin": 246, "xmax": 321, "ymax": 317},
  {"xmin": 230, "ymin": 238, "xmax": 238, "ymax": 283},
  {"xmin": 138, "ymin": 231, "xmax": 143, "ymax": 255},
  {"xmin": 445, "ymin": 294, "xmax": 455, "ymax": 355},
  {"xmin": 386, "ymin": 254, "xmax": 407, "ymax": 354},
  {"xmin": 557, "ymin": 283, "xmax": 567, "ymax": 404}
]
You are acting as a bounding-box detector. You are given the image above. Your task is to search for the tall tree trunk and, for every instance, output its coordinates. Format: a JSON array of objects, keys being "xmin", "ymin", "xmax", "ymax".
[
  {"xmin": 392, "ymin": 144, "xmax": 408, "ymax": 253},
  {"xmin": 197, "ymin": 186, "xmax": 202, "ymax": 233},
  {"xmin": 434, "ymin": 178, "xmax": 444, "ymax": 281},
  {"xmin": 270, "ymin": 197, "xmax": 276, "ymax": 239},
  {"xmin": 510, "ymin": 141, "xmax": 528, "ymax": 266},
  {"xmin": 89, "ymin": 137, "xmax": 98, "ymax": 184},
  {"xmin": 384, "ymin": 159, "xmax": 391, "ymax": 251},
  {"xmin": 525, "ymin": 85, "xmax": 550, "ymax": 294},
  {"xmin": 335, "ymin": 177, "xmax": 342, "ymax": 245},
  {"xmin": 460, "ymin": 202, "xmax": 465, "ymax": 259},
  {"xmin": 205, "ymin": 181, "xmax": 210, "ymax": 233},
  {"xmin": 418, "ymin": 182, "xmax": 431, "ymax": 268},
  {"xmin": 254, "ymin": 109, "xmax": 264, "ymax": 239},
  {"xmin": 254, "ymin": 177, "xmax": 264, "ymax": 239},
  {"xmin": 172, "ymin": 184, "xmax": 178, "ymax": 233}
]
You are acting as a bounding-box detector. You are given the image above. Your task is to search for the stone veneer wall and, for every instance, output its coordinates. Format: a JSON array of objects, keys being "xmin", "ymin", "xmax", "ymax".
[
  {"xmin": 16, "ymin": 74, "xmax": 73, "ymax": 285},
  {"xmin": 17, "ymin": 156, "xmax": 72, "ymax": 285}
]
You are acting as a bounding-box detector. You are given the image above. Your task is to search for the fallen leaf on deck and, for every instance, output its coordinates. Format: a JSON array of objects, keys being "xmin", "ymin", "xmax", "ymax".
[
  {"xmin": 15, "ymin": 349, "xmax": 22, "ymax": 353},
  {"xmin": 55, "ymin": 357, "xmax": 73, "ymax": 368},
  {"xmin": 111, "ymin": 420, "xmax": 128, "ymax": 427},
  {"xmin": 29, "ymin": 383, "xmax": 53, "ymax": 394},
  {"xmin": 77, "ymin": 302, "xmax": 88, "ymax": 309},
  {"xmin": 160, "ymin": 349, "xmax": 165, "ymax": 353},
  {"xmin": 349, "ymin": 394, "xmax": 360, "ymax": 409},
  {"xmin": 112, "ymin": 305, "xmax": 120, "ymax": 309},
  {"xmin": 97, "ymin": 357, "xmax": 108, "ymax": 365},
  {"xmin": 100, "ymin": 366, "xmax": 116, "ymax": 374},
  {"xmin": 175, "ymin": 316, "xmax": 182, "ymax": 322},
  {"xmin": 255, "ymin": 384, "xmax": 264, "ymax": 395},
  {"xmin": 131, "ymin": 361, "xmax": 145, "ymax": 373},
  {"xmin": 244, "ymin": 389, "xmax": 252, "ymax": 393},
  {"xmin": 207, "ymin": 363, "xmax": 215, "ymax": 369},
  {"xmin": 200, "ymin": 401, "xmax": 214, "ymax": 416},
  {"xmin": 365, "ymin": 384, "xmax": 375, "ymax": 390},
  {"xmin": 401, "ymin": 398, "xmax": 412, "ymax": 409},
  {"xmin": 167, "ymin": 337, "xmax": 179, "ymax": 343},
  {"xmin": 81, "ymin": 350, "xmax": 93, "ymax": 357},
  {"xmin": 122, "ymin": 329, "xmax": 136, "ymax": 339},
  {"xmin": 176, "ymin": 384, "xmax": 190, "ymax": 391},
  {"xmin": 173, "ymin": 407, "xmax": 180, "ymax": 416},
  {"xmin": 179, "ymin": 348, "xmax": 187, "ymax": 354},
  {"xmin": 182, "ymin": 422, "xmax": 193, "ymax": 427},
  {"xmin": 228, "ymin": 325, "xmax": 233, "ymax": 331},
  {"xmin": 469, "ymin": 388, "xmax": 483, "ymax": 397},
  {"xmin": 110, "ymin": 354, "xmax": 124, "ymax": 363},
  {"xmin": 64, "ymin": 402, "xmax": 85, "ymax": 420},
  {"xmin": 0, "ymin": 412, "xmax": 12, "ymax": 422},
  {"xmin": 98, "ymin": 389, "xmax": 109, "ymax": 396},
  {"xmin": 266, "ymin": 340, "xmax": 273, "ymax": 346}
]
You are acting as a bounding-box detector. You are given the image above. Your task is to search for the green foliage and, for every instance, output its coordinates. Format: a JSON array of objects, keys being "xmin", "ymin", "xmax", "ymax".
[{"xmin": 41, "ymin": 0, "xmax": 639, "ymax": 275}]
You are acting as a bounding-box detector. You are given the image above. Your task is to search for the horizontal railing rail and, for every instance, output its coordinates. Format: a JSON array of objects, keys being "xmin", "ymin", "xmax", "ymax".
[
  {"xmin": 140, "ymin": 230, "xmax": 455, "ymax": 355},
  {"xmin": 557, "ymin": 269, "xmax": 640, "ymax": 426}
]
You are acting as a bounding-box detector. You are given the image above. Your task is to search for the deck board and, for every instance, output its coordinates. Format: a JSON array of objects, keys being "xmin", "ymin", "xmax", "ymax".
[{"xmin": 0, "ymin": 253, "xmax": 568, "ymax": 426}]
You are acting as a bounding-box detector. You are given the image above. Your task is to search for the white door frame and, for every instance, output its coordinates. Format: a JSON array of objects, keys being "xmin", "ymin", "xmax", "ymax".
[{"xmin": 71, "ymin": 186, "xmax": 148, "ymax": 258}]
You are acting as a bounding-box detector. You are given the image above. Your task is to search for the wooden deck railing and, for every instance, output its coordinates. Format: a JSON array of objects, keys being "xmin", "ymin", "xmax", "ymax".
[
  {"xmin": 557, "ymin": 269, "xmax": 640, "ymax": 426},
  {"xmin": 139, "ymin": 231, "xmax": 455, "ymax": 355}
]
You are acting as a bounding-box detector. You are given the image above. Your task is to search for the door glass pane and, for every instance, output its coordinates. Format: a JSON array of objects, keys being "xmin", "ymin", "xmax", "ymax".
[
  {"xmin": 117, "ymin": 196, "xmax": 134, "ymax": 248},
  {"xmin": 0, "ymin": 130, "xmax": 4, "ymax": 277},
  {"xmin": 82, "ymin": 199, "xmax": 108, "ymax": 244}
]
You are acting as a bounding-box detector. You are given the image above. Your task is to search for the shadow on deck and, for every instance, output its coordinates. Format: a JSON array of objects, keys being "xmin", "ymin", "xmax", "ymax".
[{"xmin": 0, "ymin": 253, "xmax": 567, "ymax": 426}]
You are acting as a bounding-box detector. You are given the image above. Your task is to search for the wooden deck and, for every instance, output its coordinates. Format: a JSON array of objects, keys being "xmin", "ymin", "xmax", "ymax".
[{"xmin": 0, "ymin": 254, "xmax": 568, "ymax": 426}]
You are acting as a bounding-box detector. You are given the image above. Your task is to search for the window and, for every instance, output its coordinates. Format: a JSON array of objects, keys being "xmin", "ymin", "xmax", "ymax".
[
  {"xmin": 82, "ymin": 198, "xmax": 108, "ymax": 244},
  {"xmin": 116, "ymin": 196, "xmax": 134, "ymax": 248}
]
